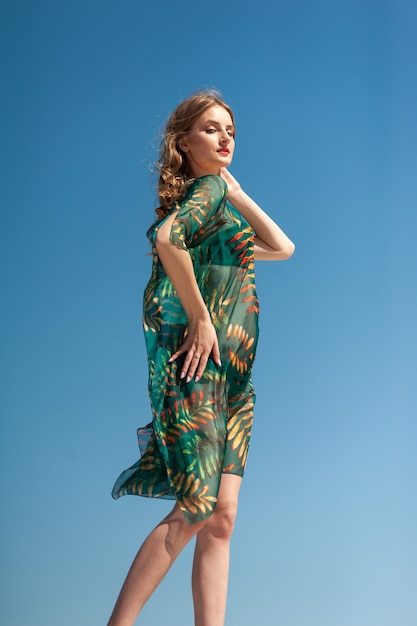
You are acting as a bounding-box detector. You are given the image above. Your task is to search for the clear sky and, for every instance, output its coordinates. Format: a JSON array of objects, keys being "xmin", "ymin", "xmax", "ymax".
[{"xmin": 1, "ymin": 1, "xmax": 416, "ymax": 625}]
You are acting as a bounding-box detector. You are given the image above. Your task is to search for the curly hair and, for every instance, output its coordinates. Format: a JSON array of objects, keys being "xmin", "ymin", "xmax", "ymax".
[{"xmin": 155, "ymin": 90, "xmax": 235, "ymax": 218}]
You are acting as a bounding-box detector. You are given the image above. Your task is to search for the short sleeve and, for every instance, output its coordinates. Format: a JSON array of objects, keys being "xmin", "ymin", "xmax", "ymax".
[{"xmin": 169, "ymin": 175, "xmax": 228, "ymax": 250}]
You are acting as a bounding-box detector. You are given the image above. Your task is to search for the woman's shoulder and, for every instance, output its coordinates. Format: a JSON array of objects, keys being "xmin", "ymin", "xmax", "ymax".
[
  {"xmin": 187, "ymin": 174, "xmax": 227, "ymax": 194},
  {"xmin": 182, "ymin": 175, "xmax": 228, "ymax": 208},
  {"xmin": 181, "ymin": 176, "xmax": 228, "ymax": 217},
  {"xmin": 146, "ymin": 175, "xmax": 227, "ymax": 243}
]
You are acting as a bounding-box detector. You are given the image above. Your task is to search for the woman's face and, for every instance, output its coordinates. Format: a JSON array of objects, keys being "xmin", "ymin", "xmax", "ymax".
[{"xmin": 179, "ymin": 105, "xmax": 235, "ymax": 178}]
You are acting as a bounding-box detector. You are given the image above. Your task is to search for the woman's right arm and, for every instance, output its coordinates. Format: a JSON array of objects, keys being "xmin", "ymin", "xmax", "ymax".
[{"xmin": 155, "ymin": 212, "xmax": 221, "ymax": 383}]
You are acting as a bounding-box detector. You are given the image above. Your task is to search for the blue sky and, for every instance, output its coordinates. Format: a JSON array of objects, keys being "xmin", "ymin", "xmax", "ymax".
[{"xmin": 1, "ymin": 1, "xmax": 416, "ymax": 624}]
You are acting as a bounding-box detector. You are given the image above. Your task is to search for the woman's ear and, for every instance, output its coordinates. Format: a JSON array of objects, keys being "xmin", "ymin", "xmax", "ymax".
[{"xmin": 178, "ymin": 137, "xmax": 189, "ymax": 153}]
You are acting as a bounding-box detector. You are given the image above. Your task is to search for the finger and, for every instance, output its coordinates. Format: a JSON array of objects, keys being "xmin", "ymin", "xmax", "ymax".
[
  {"xmin": 182, "ymin": 351, "xmax": 202, "ymax": 383},
  {"xmin": 194, "ymin": 354, "xmax": 210, "ymax": 382},
  {"xmin": 211, "ymin": 338, "xmax": 222, "ymax": 367},
  {"xmin": 168, "ymin": 346, "xmax": 186, "ymax": 363},
  {"xmin": 169, "ymin": 346, "xmax": 194, "ymax": 381},
  {"xmin": 169, "ymin": 333, "xmax": 194, "ymax": 363}
]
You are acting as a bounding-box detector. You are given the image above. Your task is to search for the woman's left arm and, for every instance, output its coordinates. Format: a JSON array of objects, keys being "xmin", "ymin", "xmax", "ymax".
[{"xmin": 221, "ymin": 168, "xmax": 295, "ymax": 261}]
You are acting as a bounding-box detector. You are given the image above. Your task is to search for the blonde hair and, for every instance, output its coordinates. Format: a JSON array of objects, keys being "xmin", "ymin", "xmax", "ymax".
[{"xmin": 155, "ymin": 90, "xmax": 235, "ymax": 218}]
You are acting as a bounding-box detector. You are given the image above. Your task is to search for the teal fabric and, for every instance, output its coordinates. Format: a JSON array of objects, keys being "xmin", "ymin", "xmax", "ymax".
[{"xmin": 112, "ymin": 175, "xmax": 259, "ymax": 524}]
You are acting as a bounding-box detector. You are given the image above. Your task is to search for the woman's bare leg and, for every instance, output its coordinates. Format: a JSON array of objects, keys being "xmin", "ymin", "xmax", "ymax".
[
  {"xmin": 107, "ymin": 504, "xmax": 202, "ymax": 626},
  {"xmin": 192, "ymin": 474, "xmax": 242, "ymax": 626}
]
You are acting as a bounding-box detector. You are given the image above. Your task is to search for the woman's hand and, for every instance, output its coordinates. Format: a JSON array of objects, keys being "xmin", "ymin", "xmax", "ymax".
[
  {"xmin": 220, "ymin": 167, "xmax": 242, "ymax": 202},
  {"xmin": 156, "ymin": 211, "xmax": 222, "ymax": 382},
  {"xmin": 220, "ymin": 167, "xmax": 295, "ymax": 261},
  {"xmin": 169, "ymin": 317, "xmax": 221, "ymax": 383}
]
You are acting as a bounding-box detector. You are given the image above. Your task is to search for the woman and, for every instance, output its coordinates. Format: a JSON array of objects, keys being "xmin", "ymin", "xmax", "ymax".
[{"xmin": 108, "ymin": 91, "xmax": 294, "ymax": 626}]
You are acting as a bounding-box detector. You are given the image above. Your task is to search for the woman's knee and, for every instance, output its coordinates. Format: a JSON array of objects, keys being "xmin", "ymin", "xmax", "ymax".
[
  {"xmin": 162, "ymin": 505, "xmax": 201, "ymax": 555},
  {"xmin": 205, "ymin": 504, "xmax": 238, "ymax": 541}
]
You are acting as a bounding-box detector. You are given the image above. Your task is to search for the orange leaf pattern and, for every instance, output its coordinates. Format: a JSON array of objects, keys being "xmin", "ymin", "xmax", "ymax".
[{"xmin": 112, "ymin": 175, "xmax": 258, "ymax": 524}]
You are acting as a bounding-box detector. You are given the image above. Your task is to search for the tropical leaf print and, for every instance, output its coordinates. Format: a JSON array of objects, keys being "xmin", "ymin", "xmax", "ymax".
[
  {"xmin": 112, "ymin": 175, "xmax": 259, "ymax": 524},
  {"xmin": 227, "ymin": 393, "xmax": 255, "ymax": 463},
  {"xmin": 169, "ymin": 473, "xmax": 217, "ymax": 517},
  {"xmin": 169, "ymin": 177, "xmax": 228, "ymax": 250}
]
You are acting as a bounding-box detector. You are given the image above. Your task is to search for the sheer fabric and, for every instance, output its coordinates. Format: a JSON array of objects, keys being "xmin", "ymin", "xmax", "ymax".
[{"xmin": 112, "ymin": 175, "xmax": 259, "ymax": 524}]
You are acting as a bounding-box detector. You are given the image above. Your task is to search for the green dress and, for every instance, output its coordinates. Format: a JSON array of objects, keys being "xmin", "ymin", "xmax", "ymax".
[{"xmin": 112, "ymin": 175, "xmax": 259, "ymax": 524}]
